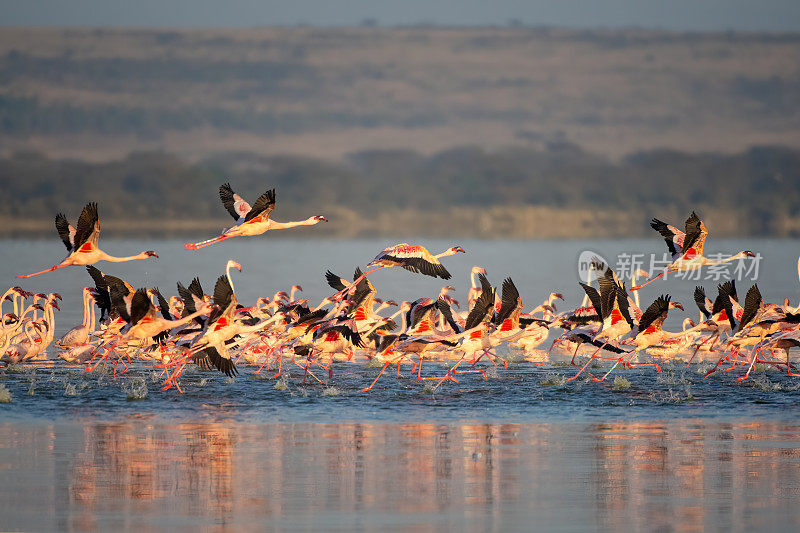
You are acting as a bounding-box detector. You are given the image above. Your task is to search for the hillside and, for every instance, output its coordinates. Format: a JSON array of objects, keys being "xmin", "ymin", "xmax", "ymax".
[{"xmin": 1, "ymin": 26, "xmax": 799, "ymax": 162}]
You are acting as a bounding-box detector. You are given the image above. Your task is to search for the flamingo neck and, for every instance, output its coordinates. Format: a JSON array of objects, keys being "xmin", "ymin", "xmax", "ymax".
[
  {"xmin": 269, "ymin": 217, "xmax": 319, "ymax": 230},
  {"xmin": 97, "ymin": 250, "xmax": 147, "ymax": 263}
]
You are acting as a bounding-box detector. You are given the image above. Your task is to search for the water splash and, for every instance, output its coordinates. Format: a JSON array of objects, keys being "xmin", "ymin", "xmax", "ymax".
[
  {"xmin": 0, "ymin": 384, "xmax": 11, "ymax": 403},
  {"xmin": 539, "ymin": 372, "xmax": 568, "ymax": 387},
  {"xmin": 124, "ymin": 378, "xmax": 149, "ymax": 401},
  {"xmin": 611, "ymin": 376, "xmax": 632, "ymax": 390},
  {"xmin": 64, "ymin": 383, "xmax": 78, "ymax": 396}
]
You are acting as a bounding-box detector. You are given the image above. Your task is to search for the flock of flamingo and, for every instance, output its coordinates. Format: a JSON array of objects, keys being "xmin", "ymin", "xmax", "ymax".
[{"xmin": 2, "ymin": 183, "xmax": 799, "ymax": 393}]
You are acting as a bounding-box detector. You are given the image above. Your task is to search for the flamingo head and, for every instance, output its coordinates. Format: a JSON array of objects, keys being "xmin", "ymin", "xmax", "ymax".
[
  {"xmin": 742, "ymin": 250, "xmax": 756, "ymax": 258},
  {"xmin": 472, "ymin": 266, "xmax": 487, "ymax": 275},
  {"xmin": 450, "ymin": 246, "xmax": 466, "ymax": 254},
  {"xmin": 228, "ymin": 260, "xmax": 242, "ymax": 272},
  {"xmin": 50, "ymin": 300, "xmax": 61, "ymax": 311},
  {"xmin": 669, "ymin": 301, "xmax": 684, "ymax": 311},
  {"xmin": 551, "ymin": 292, "xmax": 565, "ymax": 302},
  {"xmin": 385, "ymin": 300, "xmax": 399, "ymax": 307},
  {"xmin": 314, "ymin": 215, "xmax": 328, "ymax": 222},
  {"xmin": 143, "ymin": 250, "xmax": 158, "ymax": 258},
  {"xmin": 292, "ymin": 285, "xmax": 303, "ymax": 292}
]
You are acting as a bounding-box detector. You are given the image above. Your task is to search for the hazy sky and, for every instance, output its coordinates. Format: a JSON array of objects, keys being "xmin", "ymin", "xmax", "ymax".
[{"xmin": 1, "ymin": 0, "xmax": 799, "ymax": 31}]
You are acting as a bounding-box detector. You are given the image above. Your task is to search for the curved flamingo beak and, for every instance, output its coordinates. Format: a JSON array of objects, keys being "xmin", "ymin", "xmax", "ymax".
[
  {"xmin": 231, "ymin": 261, "xmax": 242, "ymax": 272},
  {"xmin": 671, "ymin": 302, "xmax": 684, "ymax": 311},
  {"xmin": 315, "ymin": 215, "xmax": 328, "ymax": 222},
  {"xmin": 743, "ymin": 250, "xmax": 756, "ymax": 258},
  {"xmin": 554, "ymin": 293, "xmax": 565, "ymax": 301},
  {"xmin": 145, "ymin": 251, "xmax": 159, "ymax": 258},
  {"xmin": 452, "ymin": 246, "xmax": 466, "ymax": 254}
]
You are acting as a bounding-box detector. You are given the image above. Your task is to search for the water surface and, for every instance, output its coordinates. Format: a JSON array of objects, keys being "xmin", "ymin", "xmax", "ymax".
[{"xmin": 2, "ymin": 237, "xmax": 800, "ymax": 530}]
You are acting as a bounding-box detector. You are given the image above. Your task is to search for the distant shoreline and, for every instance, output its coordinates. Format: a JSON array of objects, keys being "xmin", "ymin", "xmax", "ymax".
[{"xmin": 1, "ymin": 205, "xmax": 795, "ymax": 239}]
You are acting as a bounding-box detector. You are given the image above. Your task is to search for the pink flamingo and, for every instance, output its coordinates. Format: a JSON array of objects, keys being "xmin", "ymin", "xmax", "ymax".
[
  {"xmin": 18, "ymin": 203, "xmax": 158, "ymax": 278},
  {"xmin": 185, "ymin": 184, "xmax": 327, "ymax": 250},
  {"xmin": 631, "ymin": 212, "xmax": 754, "ymax": 291}
]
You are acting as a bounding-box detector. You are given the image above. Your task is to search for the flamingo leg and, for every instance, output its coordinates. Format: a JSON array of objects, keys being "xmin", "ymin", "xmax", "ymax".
[
  {"xmin": 184, "ymin": 234, "xmax": 231, "ymax": 251},
  {"xmin": 17, "ymin": 263, "xmax": 70, "ymax": 279},
  {"xmin": 360, "ymin": 361, "xmax": 392, "ymax": 392},
  {"xmin": 630, "ymin": 271, "xmax": 667, "ymax": 291}
]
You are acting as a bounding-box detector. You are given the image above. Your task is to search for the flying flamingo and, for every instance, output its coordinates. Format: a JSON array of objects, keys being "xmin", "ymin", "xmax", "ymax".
[
  {"xmin": 18, "ymin": 203, "xmax": 158, "ymax": 278},
  {"xmin": 631, "ymin": 212, "xmax": 754, "ymax": 291},
  {"xmin": 184, "ymin": 184, "xmax": 327, "ymax": 250},
  {"xmin": 331, "ymin": 244, "xmax": 466, "ymax": 302}
]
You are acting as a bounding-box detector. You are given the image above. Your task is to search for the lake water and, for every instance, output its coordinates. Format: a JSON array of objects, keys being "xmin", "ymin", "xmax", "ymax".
[{"xmin": 2, "ymin": 237, "xmax": 800, "ymax": 530}]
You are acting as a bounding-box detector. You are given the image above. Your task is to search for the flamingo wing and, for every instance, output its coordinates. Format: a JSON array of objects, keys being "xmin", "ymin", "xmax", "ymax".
[
  {"xmin": 153, "ymin": 288, "xmax": 173, "ymax": 320},
  {"xmin": 219, "ymin": 183, "xmax": 252, "ymax": 221},
  {"xmin": 464, "ymin": 283, "xmax": 495, "ymax": 331},
  {"xmin": 638, "ymin": 295, "xmax": 671, "ymax": 334},
  {"xmin": 200, "ymin": 346, "xmax": 238, "ymax": 377},
  {"xmin": 244, "ymin": 188, "xmax": 276, "ymax": 222},
  {"xmin": 579, "ymin": 282, "xmax": 604, "ymax": 319},
  {"xmin": 325, "ymin": 270, "xmax": 348, "ymax": 291},
  {"xmin": 650, "ymin": 218, "xmax": 685, "ymax": 258},
  {"xmin": 615, "ymin": 281, "xmax": 635, "ymax": 328},
  {"xmin": 738, "ymin": 284, "xmax": 763, "ymax": 330},
  {"xmin": 55, "ymin": 213, "xmax": 75, "ymax": 252},
  {"xmin": 682, "ymin": 212, "xmax": 706, "ymax": 254},
  {"xmin": 128, "ymin": 288, "xmax": 153, "ymax": 326},
  {"xmin": 73, "ymin": 202, "xmax": 99, "ymax": 249},
  {"xmin": 694, "ymin": 286, "xmax": 712, "ymax": 319},
  {"xmin": 494, "ymin": 277, "xmax": 521, "ymax": 325}
]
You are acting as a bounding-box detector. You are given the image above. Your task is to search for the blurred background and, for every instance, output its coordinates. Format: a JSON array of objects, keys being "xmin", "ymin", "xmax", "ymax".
[{"xmin": 1, "ymin": 0, "xmax": 800, "ymax": 238}]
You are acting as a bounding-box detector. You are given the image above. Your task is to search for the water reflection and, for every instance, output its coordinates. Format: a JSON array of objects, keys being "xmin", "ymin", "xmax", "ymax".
[{"xmin": 1, "ymin": 420, "xmax": 799, "ymax": 530}]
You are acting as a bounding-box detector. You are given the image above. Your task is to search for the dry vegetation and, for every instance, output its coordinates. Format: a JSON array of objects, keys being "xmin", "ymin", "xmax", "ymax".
[
  {"xmin": 1, "ymin": 27, "xmax": 799, "ymax": 237},
  {"xmin": 1, "ymin": 27, "xmax": 799, "ymax": 161}
]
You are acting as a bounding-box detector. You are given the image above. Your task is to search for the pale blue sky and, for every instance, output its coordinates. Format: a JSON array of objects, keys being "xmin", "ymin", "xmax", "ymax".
[{"xmin": 1, "ymin": 0, "xmax": 799, "ymax": 31}]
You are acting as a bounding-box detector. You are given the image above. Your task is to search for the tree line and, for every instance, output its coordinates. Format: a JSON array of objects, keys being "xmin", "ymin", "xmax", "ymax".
[{"xmin": 1, "ymin": 142, "xmax": 798, "ymax": 237}]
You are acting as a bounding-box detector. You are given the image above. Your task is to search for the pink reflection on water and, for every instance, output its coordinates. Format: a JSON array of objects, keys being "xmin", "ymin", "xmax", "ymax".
[{"xmin": 1, "ymin": 420, "xmax": 800, "ymax": 530}]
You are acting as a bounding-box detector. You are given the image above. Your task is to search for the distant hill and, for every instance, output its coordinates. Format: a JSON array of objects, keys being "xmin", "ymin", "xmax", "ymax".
[
  {"xmin": 2, "ymin": 145, "xmax": 799, "ymax": 238},
  {"xmin": 1, "ymin": 26, "xmax": 799, "ymax": 162}
]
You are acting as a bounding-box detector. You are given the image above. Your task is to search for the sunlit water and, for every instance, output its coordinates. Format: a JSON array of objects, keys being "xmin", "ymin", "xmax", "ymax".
[{"xmin": 2, "ymin": 237, "xmax": 800, "ymax": 529}]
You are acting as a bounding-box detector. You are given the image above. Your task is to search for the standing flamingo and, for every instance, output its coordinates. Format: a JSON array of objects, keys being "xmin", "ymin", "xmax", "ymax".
[
  {"xmin": 631, "ymin": 212, "xmax": 754, "ymax": 290},
  {"xmin": 18, "ymin": 203, "xmax": 158, "ymax": 278},
  {"xmin": 184, "ymin": 184, "xmax": 327, "ymax": 250}
]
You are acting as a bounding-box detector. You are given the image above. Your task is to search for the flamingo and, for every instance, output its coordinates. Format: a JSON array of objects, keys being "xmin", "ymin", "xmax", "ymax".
[
  {"xmin": 18, "ymin": 202, "xmax": 158, "ymax": 278},
  {"xmin": 631, "ymin": 212, "xmax": 754, "ymax": 291},
  {"xmin": 332, "ymin": 244, "xmax": 466, "ymax": 302},
  {"xmin": 58, "ymin": 287, "xmax": 97, "ymax": 348},
  {"xmin": 184, "ymin": 184, "xmax": 327, "ymax": 250}
]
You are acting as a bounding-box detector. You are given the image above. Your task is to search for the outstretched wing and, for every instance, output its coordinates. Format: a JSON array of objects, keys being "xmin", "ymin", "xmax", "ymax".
[
  {"xmin": 694, "ymin": 286, "xmax": 711, "ymax": 319},
  {"xmin": 739, "ymin": 284, "xmax": 763, "ymax": 330},
  {"xmin": 325, "ymin": 270, "xmax": 347, "ymax": 291},
  {"xmin": 682, "ymin": 212, "xmax": 707, "ymax": 254},
  {"xmin": 650, "ymin": 218, "xmax": 685, "ymax": 258},
  {"xmin": 73, "ymin": 202, "xmax": 99, "ymax": 249},
  {"xmin": 638, "ymin": 295, "xmax": 671, "ymax": 333},
  {"xmin": 128, "ymin": 288, "xmax": 152, "ymax": 326},
  {"xmin": 198, "ymin": 346, "xmax": 238, "ymax": 377},
  {"xmin": 153, "ymin": 288, "xmax": 173, "ymax": 320},
  {"xmin": 219, "ymin": 182, "xmax": 251, "ymax": 221},
  {"xmin": 579, "ymin": 282, "xmax": 604, "ymax": 319},
  {"xmin": 465, "ymin": 283, "xmax": 495, "ymax": 331},
  {"xmin": 244, "ymin": 188, "xmax": 276, "ymax": 222},
  {"xmin": 55, "ymin": 213, "xmax": 74, "ymax": 252},
  {"xmin": 494, "ymin": 277, "xmax": 521, "ymax": 325}
]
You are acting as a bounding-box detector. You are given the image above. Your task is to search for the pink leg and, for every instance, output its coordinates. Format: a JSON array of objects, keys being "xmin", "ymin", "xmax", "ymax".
[
  {"xmin": 17, "ymin": 263, "xmax": 69, "ymax": 279},
  {"xmin": 630, "ymin": 271, "xmax": 667, "ymax": 291},
  {"xmin": 184, "ymin": 234, "xmax": 231, "ymax": 251}
]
